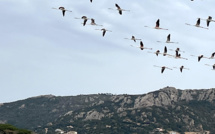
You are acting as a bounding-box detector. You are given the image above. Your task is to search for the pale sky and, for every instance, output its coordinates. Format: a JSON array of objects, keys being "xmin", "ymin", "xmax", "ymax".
[{"xmin": 1, "ymin": 0, "xmax": 215, "ymax": 103}]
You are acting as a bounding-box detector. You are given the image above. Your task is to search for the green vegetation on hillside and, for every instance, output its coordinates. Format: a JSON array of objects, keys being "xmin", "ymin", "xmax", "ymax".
[{"xmin": 0, "ymin": 124, "xmax": 32, "ymax": 134}]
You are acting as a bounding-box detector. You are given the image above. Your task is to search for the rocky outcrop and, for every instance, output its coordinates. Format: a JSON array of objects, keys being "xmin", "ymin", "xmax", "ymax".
[
  {"xmin": 84, "ymin": 110, "xmax": 104, "ymax": 120},
  {"xmin": 133, "ymin": 87, "xmax": 215, "ymax": 109}
]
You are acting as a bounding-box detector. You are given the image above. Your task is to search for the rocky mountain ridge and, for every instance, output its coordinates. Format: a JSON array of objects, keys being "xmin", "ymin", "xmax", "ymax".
[{"xmin": 0, "ymin": 87, "xmax": 215, "ymax": 133}]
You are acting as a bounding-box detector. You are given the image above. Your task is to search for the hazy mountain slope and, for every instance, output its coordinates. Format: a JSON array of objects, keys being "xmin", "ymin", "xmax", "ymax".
[{"xmin": 0, "ymin": 94, "xmax": 111, "ymax": 129}]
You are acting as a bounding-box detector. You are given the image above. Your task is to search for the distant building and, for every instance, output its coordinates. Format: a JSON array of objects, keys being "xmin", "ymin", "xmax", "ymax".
[
  {"xmin": 55, "ymin": 129, "xmax": 77, "ymax": 134},
  {"xmin": 66, "ymin": 131, "xmax": 77, "ymax": 134},
  {"xmin": 168, "ymin": 131, "xmax": 180, "ymax": 134},
  {"xmin": 155, "ymin": 128, "xmax": 164, "ymax": 132}
]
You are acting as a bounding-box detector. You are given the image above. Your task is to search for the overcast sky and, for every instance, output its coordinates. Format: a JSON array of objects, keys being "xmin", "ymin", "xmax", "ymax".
[{"xmin": 1, "ymin": 0, "xmax": 215, "ymax": 103}]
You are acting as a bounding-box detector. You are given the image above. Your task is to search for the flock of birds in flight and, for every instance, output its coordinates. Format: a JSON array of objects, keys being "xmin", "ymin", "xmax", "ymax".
[{"xmin": 52, "ymin": 1, "xmax": 215, "ymax": 74}]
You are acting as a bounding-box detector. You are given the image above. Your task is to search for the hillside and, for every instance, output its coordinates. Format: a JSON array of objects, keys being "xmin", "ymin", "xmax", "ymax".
[
  {"xmin": 0, "ymin": 87, "xmax": 215, "ymax": 134},
  {"xmin": 0, "ymin": 124, "xmax": 33, "ymax": 134}
]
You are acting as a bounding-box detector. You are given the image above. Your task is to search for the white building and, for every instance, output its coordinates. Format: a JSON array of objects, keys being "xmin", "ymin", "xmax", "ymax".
[{"xmin": 66, "ymin": 131, "xmax": 77, "ymax": 134}]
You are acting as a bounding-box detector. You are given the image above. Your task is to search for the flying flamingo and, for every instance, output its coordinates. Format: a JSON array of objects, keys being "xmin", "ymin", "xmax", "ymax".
[
  {"xmin": 200, "ymin": 16, "xmax": 215, "ymax": 27},
  {"xmin": 145, "ymin": 19, "xmax": 168, "ymax": 30},
  {"xmin": 185, "ymin": 18, "xmax": 208, "ymax": 29},
  {"xmin": 130, "ymin": 41, "xmax": 152, "ymax": 50},
  {"xmin": 124, "ymin": 36, "xmax": 141, "ymax": 42},
  {"xmin": 173, "ymin": 66, "xmax": 189, "ymax": 72},
  {"xmin": 154, "ymin": 65, "xmax": 173, "ymax": 73},
  {"xmin": 157, "ymin": 34, "xmax": 178, "ymax": 44},
  {"xmin": 108, "ymin": 4, "xmax": 130, "ymax": 15},
  {"xmin": 52, "ymin": 7, "xmax": 72, "ymax": 17},
  {"xmin": 148, "ymin": 50, "xmax": 161, "ymax": 56},
  {"xmin": 205, "ymin": 64, "xmax": 215, "ymax": 70},
  {"xmin": 190, "ymin": 54, "xmax": 210, "ymax": 62},
  {"xmin": 155, "ymin": 50, "xmax": 161, "ymax": 56},
  {"xmin": 168, "ymin": 51, "xmax": 188, "ymax": 60},
  {"xmin": 209, "ymin": 52, "xmax": 215, "ymax": 59},
  {"xmin": 95, "ymin": 28, "xmax": 112, "ymax": 37},
  {"xmin": 90, "ymin": 19, "xmax": 103, "ymax": 26},
  {"xmin": 75, "ymin": 16, "xmax": 90, "ymax": 26},
  {"xmin": 163, "ymin": 46, "xmax": 168, "ymax": 56}
]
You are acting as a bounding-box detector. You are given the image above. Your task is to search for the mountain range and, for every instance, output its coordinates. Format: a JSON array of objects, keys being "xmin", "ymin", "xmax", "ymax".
[{"xmin": 0, "ymin": 87, "xmax": 215, "ymax": 134}]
